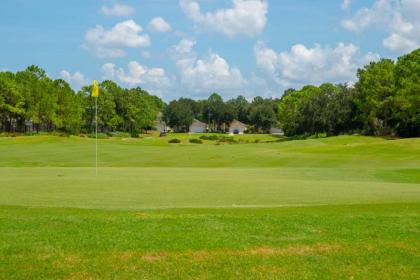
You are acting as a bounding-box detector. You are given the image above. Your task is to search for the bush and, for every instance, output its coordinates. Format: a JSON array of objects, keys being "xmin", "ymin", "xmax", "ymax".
[
  {"xmin": 199, "ymin": 135, "xmax": 219, "ymax": 141},
  {"xmin": 0, "ymin": 132, "xmax": 19, "ymax": 137},
  {"xmin": 107, "ymin": 131, "xmax": 131, "ymax": 138},
  {"xmin": 168, "ymin": 138, "xmax": 181, "ymax": 144},
  {"xmin": 216, "ymin": 136, "xmax": 238, "ymax": 144},
  {"xmin": 52, "ymin": 131, "xmax": 70, "ymax": 137},
  {"xmin": 87, "ymin": 133, "xmax": 108, "ymax": 139},
  {"xmin": 189, "ymin": 138, "xmax": 203, "ymax": 144}
]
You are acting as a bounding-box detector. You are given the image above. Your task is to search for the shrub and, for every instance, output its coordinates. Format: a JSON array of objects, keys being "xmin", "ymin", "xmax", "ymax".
[
  {"xmin": 189, "ymin": 138, "xmax": 203, "ymax": 144},
  {"xmin": 168, "ymin": 138, "xmax": 181, "ymax": 144},
  {"xmin": 107, "ymin": 131, "xmax": 131, "ymax": 138},
  {"xmin": 87, "ymin": 133, "xmax": 108, "ymax": 139},
  {"xmin": 52, "ymin": 131, "xmax": 70, "ymax": 137},
  {"xmin": 0, "ymin": 132, "xmax": 19, "ymax": 137},
  {"xmin": 216, "ymin": 136, "xmax": 238, "ymax": 144},
  {"xmin": 199, "ymin": 135, "xmax": 219, "ymax": 141}
]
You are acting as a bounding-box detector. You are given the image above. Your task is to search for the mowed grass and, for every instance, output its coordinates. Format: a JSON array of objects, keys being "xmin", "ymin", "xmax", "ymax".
[{"xmin": 0, "ymin": 134, "xmax": 419, "ymax": 279}]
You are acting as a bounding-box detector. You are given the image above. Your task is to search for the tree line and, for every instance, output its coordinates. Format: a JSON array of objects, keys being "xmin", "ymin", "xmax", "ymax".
[
  {"xmin": 163, "ymin": 94, "xmax": 279, "ymax": 133},
  {"xmin": 0, "ymin": 66, "xmax": 164, "ymax": 136},
  {"xmin": 0, "ymin": 48, "xmax": 419, "ymax": 137},
  {"xmin": 278, "ymin": 48, "xmax": 419, "ymax": 137}
]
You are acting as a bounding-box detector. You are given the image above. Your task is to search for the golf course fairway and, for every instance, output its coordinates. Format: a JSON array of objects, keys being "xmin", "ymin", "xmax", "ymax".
[{"xmin": 0, "ymin": 135, "xmax": 419, "ymax": 279}]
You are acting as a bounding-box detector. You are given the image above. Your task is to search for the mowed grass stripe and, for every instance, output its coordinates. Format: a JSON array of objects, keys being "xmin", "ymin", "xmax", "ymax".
[
  {"xmin": 0, "ymin": 135, "xmax": 419, "ymax": 168},
  {"xmin": 1, "ymin": 167, "xmax": 419, "ymax": 210}
]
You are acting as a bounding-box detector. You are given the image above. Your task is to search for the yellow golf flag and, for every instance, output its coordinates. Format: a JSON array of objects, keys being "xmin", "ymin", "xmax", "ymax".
[{"xmin": 91, "ymin": 80, "xmax": 99, "ymax": 97}]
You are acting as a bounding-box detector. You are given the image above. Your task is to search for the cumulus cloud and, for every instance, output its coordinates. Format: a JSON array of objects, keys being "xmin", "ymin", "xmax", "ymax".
[
  {"xmin": 342, "ymin": 0, "xmax": 420, "ymax": 54},
  {"xmin": 383, "ymin": 0, "xmax": 420, "ymax": 53},
  {"xmin": 83, "ymin": 20, "xmax": 150, "ymax": 58},
  {"xmin": 148, "ymin": 17, "xmax": 172, "ymax": 32},
  {"xmin": 254, "ymin": 41, "xmax": 379, "ymax": 87},
  {"xmin": 176, "ymin": 53, "xmax": 247, "ymax": 94},
  {"xmin": 60, "ymin": 70, "xmax": 88, "ymax": 89},
  {"xmin": 100, "ymin": 3, "xmax": 134, "ymax": 17},
  {"xmin": 179, "ymin": 0, "xmax": 268, "ymax": 37},
  {"xmin": 101, "ymin": 61, "xmax": 172, "ymax": 90},
  {"xmin": 173, "ymin": 38, "xmax": 196, "ymax": 54},
  {"xmin": 169, "ymin": 38, "xmax": 247, "ymax": 95},
  {"xmin": 341, "ymin": 0, "xmax": 392, "ymax": 32}
]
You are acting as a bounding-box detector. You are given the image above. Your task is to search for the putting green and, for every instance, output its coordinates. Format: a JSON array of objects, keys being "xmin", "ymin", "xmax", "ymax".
[
  {"xmin": 0, "ymin": 167, "xmax": 419, "ymax": 210},
  {"xmin": 0, "ymin": 135, "xmax": 419, "ymax": 210}
]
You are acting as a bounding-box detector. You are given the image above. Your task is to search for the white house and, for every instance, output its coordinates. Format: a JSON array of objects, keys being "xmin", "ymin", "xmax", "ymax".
[
  {"xmin": 189, "ymin": 119, "xmax": 207, "ymax": 133},
  {"xmin": 270, "ymin": 127, "xmax": 284, "ymax": 135},
  {"xmin": 229, "ymin": 120, "xmax": 247, "ymax": 134},
  {"xmin": 155, "ymin": 112, "xmax": 168, "ymax": 133}
]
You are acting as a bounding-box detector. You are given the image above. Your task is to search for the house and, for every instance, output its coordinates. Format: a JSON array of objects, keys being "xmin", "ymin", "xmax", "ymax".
[
  {"xmin": 229, "ymin": 120, "xmax": 247, "ymax": 135},
  {"xmin": 189, "ymin": 119, "xmax": 207, "ymax": 133},
  {"xmin": 155, "ymin": 112, "xmax": 168, "ymax": 133},
  {"xmin": 270, "ymin": 126, "xmax": 284, "ymax": 135}
]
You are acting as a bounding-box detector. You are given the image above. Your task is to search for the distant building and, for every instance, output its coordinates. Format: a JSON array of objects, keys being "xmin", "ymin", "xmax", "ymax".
[
  {"xmin": 229, "ymin": 120, "xmax": 247, "ymax": 135},
  {"xmin": 155, "ymin": 112, "xmax": 168, "ymax": 133},
  {"xmin": 189, "ymin": 119, "xmax": 207, "ymax": 133},
  {"xmin": 270, "ymin": 126, "xmax": 284, "ymax": 135},
  {"xmin": 25, "ymin": 120, "xmax": 33, "ymax": 133}
]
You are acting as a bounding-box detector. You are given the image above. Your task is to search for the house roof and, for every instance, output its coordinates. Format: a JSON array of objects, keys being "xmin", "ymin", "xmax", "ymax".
[
  {"xmin": 190, "ymin": 119, "xmax": 207, "ymax": 127},
  {"xmin": 229, "ymin": 120, "xmax": 246, "ymax": 128}
]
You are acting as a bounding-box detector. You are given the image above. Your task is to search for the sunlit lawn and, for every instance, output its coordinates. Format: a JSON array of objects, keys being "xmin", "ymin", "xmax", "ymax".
[{"xmin": 0, "ymin": 134, "xmax": 419, "ymax": 279}]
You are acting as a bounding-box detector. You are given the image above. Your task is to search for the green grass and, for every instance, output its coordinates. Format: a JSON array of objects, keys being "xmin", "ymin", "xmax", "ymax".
[{"xmin": 0, "ymin": 134, "xmax": 419, "ymax": 279}]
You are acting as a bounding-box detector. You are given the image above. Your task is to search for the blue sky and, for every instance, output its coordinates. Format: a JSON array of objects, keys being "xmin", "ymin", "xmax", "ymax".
[{"xmin": 1, "ymin": 0, "xmax": 419, "ymax": 100}]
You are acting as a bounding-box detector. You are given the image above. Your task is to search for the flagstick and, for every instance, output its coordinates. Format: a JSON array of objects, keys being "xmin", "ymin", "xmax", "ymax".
[{"xmin": 95, "ymin": 96, "xmax": 98, "ymax": 177}]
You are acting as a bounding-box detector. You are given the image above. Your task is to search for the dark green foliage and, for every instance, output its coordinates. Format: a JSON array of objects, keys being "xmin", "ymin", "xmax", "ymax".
[
  {"xmin": 249, "ymin": 97, "xmax": 278, "ymax": 133},
  {"xmin": 106, "ymin": 131, "xmax": 131, "ymax": 138},
  {"xmin": 87, "ymin": 132, "xmax": 108, "ymax": 139},
  {"xmin": 199, "ymin": 135, "xmax": 219, "ymax": 141},
  {"xmin": 163, "ymin": 98, "xmax": 195, "ymax": 132},
  {"xmin": 189, "ymin": 138, "xmax": 203, "ymax": 144},
  {"xmin": 168, "ymin": 138, "xmax": 181, "ymax": 143},
  {"xmin": 216, "ymin": 136, "xmax": 238, "ymax": 144},
  {"xmin": 356, "ymin": 59, "xmax": 396, "ymax": 135},
  {"xmin": 277, "ymin": 47, "xmax": 420, "ymax": 137},
  {"xmin": 0, "ymin": 69, "xmax": 164, "ymax": 136},
  {"xmin": 394, "ymin": 49, "xmax": 420, "ymax": 137}
]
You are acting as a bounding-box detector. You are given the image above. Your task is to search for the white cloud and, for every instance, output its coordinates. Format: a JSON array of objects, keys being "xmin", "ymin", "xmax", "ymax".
[
  {"xmin": 342, "ymin": 0, "xmax": 420, "ymax": 54},
  {"xmin": 173, "ymin": 38, "xmax": 196, "ymax": 54},
  {"xmin": 83, "ymin": 20, "xmax": 150, "ymax": 58},
  {"xmin": 254, "ymin": 41, "xmax": 379, "ymax": 87},
  {"xmin": 341, "ymin": 0, "xmax": 352, "ymax": 10},
  {"xmin": 176, "ymin": 53, "xmax": 247, "ymax": 94},
  {"xmin": 101, "ymin": 61, "xmax": 172, "ymax": 90},
  {"xmin": 169, "ymin": 37, "xmax": 247, "ymax": 94},
  {"xmin": 100, "ymin": 3, "xmax": 134, "ymax": 17},
  {"xmin": 60, "ymin": 70, "xmax": 88, "ymax": 89},
  {"xmin": 148, "ymin": 17, "xmax": 172, "ymax": 33},
  {"xmin": 383, "ymin": 0, "xmax": 420, "ymax": 53},
  {"xmin": 180, "ymin": 0, "xmax": 268, "ymax": 37},
  {"xmin": 341, "ymin": 0, "xmax": 393, "ymax": 32}
]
